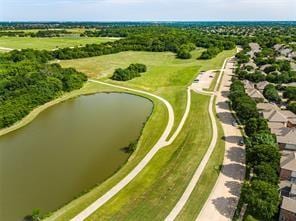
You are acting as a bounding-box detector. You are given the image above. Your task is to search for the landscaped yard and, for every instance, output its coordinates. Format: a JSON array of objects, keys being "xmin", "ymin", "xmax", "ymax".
[
  {"xmin": 45, "ymin": 49, "xmax": 235, "ymax": 220},
  {"xmin": 0, "ymin": 36, "xmax": 117, "ymax": 50}
]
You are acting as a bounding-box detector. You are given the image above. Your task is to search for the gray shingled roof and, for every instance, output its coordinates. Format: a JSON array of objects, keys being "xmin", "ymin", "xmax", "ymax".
[
  {"xmin": 247, "ymin": 88, "xmax": 265, "ymax": 99},
  {"xmin": 281, "ymin": 152, "xmax": 296, "ymax": 171},
  {"xmin": 263, "ymin": 109, "xmax": 296, "ymax": 124},
  {"xmin": 257, "ymin": 103, "xmax": 279, "ymax": 112},
  {"xmin": 281, "ymin": 197, "xmax": 296, "ymax": 213},
  {"xmin": 275, "ymin": 128, "xmax": 296, "ymax": 145}
]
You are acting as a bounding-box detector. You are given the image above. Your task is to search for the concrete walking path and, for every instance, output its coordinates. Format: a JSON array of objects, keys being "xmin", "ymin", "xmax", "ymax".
[
  {"xmin": 165, "ymin": 59, "xmax": 228, "ymax": 221},
  {"xmin": 0, "ymin": 46, "xmax": 14, "ymax": 52},
  {"xmin": 196, "ymin": 59, "xmax": 246, "ymax": 221},
  {"xmin": 71, "ymin": 80, "xmax": 191, "ymax": 221}
]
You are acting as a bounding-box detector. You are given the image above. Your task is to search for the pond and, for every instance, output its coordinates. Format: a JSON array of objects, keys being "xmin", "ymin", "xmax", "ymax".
[{"xmin": 0, "ymin": 93, "xmax": 153, "ymax": 221}]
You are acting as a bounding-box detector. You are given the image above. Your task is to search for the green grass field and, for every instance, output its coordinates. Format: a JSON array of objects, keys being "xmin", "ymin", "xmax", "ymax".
[
  {"xmin": 43, "ymin": 49, "xmax": 235, "ymax": 220},
  {"xmin": 61, "ymin": 49, "xmax": 235, "ymax": 136},
  {"xmin": 176, "ymin": 97, "xmax": 225, "ymax": 220},
  {"xmin": 0, "ymin": 36, "xmax": 117, "ymax": 50},
  {"xmin": 87, "ymin": 92, "xmax": 212, "ymax": 220}
]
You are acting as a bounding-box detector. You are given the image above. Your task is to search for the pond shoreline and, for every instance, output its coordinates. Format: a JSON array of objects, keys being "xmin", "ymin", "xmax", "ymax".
[
  {"xmin": 0, "ymin": 81, "xmax": 154, "ymax": 138},
  {"xmin": 1, "ymin": 83, "xmax": 155, "ymax": 219}
]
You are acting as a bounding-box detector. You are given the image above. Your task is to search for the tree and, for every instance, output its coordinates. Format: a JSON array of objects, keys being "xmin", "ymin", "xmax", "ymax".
[
  {"xmin": 241, "ymin": 180, "xmax": 279, "ymax": 220},
  {"xmin": 287, "ymin": 102, "xmax": 296, "ymax": 114},
  {"xmin": 263, "ymin": 84, "xmax": 280, "ymax": 102},
  {"xmin": 254, "ymin": 162, "xmax": 279, "ymax": 184},
  {"xmin": 245, "ymin": 117, "xmax": 269, "ymax": 136},
  {"xmin": 111, "ymin": 63, "xmax": 147, "ymax": 81},
  {"xmin": 283, "ymin": 86, "xmax": 296, "ymax": 101},
  {"xmin": 177, "ymin": 48, "xmax": 192, "ymax": 59},
  {"xmin": 246, "ymin": 143, "xmax": 280, "ymax": 169}
]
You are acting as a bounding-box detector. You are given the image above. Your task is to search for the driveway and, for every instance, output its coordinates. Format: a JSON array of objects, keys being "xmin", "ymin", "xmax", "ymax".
[{"xmin": 197, "ymin": 59, "xmax": 245, "ymax": 221}]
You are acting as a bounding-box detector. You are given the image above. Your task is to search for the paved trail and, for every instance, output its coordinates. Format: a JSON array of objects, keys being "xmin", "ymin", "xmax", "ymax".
[
  {"xmin": 165, "ymin": 59, "xmax": 228, "ymax": 221},
  {"xmin": 196, "ymin": 59, "xmax": 245, "ymax": 221},
  {"xmin": 71, "ymin": 80, "xmax": 191, "ymax": 221}
]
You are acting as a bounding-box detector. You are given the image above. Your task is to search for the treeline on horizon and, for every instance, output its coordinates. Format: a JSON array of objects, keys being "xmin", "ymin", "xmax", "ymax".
[{"xmin": 0, "ymin": 21, "xmax": 296, "ymax": 30}]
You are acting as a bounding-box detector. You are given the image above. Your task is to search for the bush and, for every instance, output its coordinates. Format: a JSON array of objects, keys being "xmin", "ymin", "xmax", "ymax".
[
  {"xmin": 200, "ymin": 47, "xmax": 222, "ymax": 59},
  {"xmin": 111, "ymin": 63, "xmax": 147, "ymax": 81}
]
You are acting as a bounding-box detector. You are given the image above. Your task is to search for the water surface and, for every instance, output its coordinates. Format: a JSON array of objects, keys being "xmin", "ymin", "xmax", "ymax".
[{"xmin": 0, "ymin": 93, "xmax": 152, "ymax": 221}]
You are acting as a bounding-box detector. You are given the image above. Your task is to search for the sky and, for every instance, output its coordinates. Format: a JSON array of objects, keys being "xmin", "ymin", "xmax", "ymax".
[{"xmin": 0, "ymin": 0, "xmax": 295, "ymax": 21}]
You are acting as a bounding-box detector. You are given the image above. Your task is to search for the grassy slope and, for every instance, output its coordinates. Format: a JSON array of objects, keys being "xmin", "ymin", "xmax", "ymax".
[
  {"xmin": 87, "ymin": 92, "xmax": 211, "ymax": 220},
  {"xmin": 176, "ymin": 97, "xmax": 225, "ymax": 220},
  {"xmin": 0, "ymin": 37, "xmax": 117, "ymax": 50}
]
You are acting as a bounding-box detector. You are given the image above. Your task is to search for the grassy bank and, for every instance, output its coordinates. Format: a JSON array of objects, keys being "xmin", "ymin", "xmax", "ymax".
[
  {"xmin": 175, "ymin": 97, "xmax": 225, "ymax": 220},
  {"xmin": 0, "ymin": 37, "xmax": 117, "ymax": 50},
  {"xmin": 86, "ymin": 92, "xmax": 211, "ymax": 220}
]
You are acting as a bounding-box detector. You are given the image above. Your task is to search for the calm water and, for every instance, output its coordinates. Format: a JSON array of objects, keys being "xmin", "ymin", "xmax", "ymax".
[{"xmin": 0, "ymin": 93, "xmax": 152, "ymax": 221}]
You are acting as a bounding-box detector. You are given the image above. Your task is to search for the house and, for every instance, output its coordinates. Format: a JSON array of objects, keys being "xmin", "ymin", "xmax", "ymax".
[
  {"xmin": 255, "ymin": 81, "xmax": 269, "ymax": 92},
  {"xmin": 260, "ymin": 64, "xmax": 272, "ymax": 71},
  {"xmin": 280, "ymin": 152, "xmax": 296, "ymax": 180},
  {"xmin": 247, "ymin": 43, "xmax": 261, "ymax": 58},
  {"xmin": 263, "ymin": 109, "xmax": 296, "ymax": 128},
  {"xmin": 246, "ymin": 88, "xmax": 265, "ymax": 102},
  {"xmin": 257, "ymin": 103, "xmax": 279, "ymax": 113},
  {"xmin": 274, "ymin": 44, "xmax": 284, "ymax": 51},
  {"xmin": 274, "ymin": 128, "xmax": 296, "ymax": 151},
  {"xmin": 279, "ymin": 197, "xmax": 296, "ymax": 221},
  {"xmin": 243, "ymin": 61, "xmax": 258, "ymax": 70},
  {"xmin": 242, "ymin": 80, "xmax": 254, "ymax": 90}
]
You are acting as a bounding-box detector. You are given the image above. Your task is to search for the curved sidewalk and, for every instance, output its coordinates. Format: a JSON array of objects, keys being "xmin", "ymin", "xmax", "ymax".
[
  {"xmin": 71, "ymin": 80, "xmax": 192, "ymax": 221},
  {"xmin": 165, "ymin": 59, "xmax": 228, "ymax": 221},
  {"xmin": 197, "ymin": 59, "xmax": 245, "ymax": 221}
]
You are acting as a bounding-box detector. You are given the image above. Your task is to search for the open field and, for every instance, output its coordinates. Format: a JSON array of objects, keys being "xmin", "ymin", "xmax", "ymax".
[
  {"xmin": 176, "ymin": 97, "xmax": 225, "ymax": 220},
  {"xmin": 61, "ymin": 49, "xmax": 235, "ymax": 136},
  {"xmin": 41, "ymin": 49, "xmax": 235, "ymax": 220},
  {"xmin": 86, "ymin": 92, "xmax": 211, "ymax": 220},
  {"xmin": 0, "ymin": 37, "xmax": 117, "ymax": 50}
]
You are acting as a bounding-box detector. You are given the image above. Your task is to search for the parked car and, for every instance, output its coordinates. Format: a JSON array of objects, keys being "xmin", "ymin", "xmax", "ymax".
[
  {"xmin": 232, "ymin": 120, "xmax": 238, "ymax": 127},
  {"xmin": 238, "ymin": 138, "xmax": 244, "ymax": 146}
]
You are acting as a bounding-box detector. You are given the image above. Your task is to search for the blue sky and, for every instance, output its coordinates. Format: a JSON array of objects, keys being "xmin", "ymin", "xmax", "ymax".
[{"xmin": 0, "ymin": 0, "xmax": 295, "ymax": 21}]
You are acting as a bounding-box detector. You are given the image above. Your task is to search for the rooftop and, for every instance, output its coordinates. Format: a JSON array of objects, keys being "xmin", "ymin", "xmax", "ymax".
[
  {"xmin": 247, "ymin": 88, "xmax": 265, "ymax": 99},
  {"xmin": 263, "ymin": 109, "xmax": 296, "ymax": 124},
  {"xmin": 274, "ymin": 127, "xmax": 296, "ymax": 145},
  {"xmin": 281, "ymin": 197, "xmax": 296, "ymax": 213},
  {"xmin": 281, "ymin": 152, "xmax": 296, "ymax": 171}
]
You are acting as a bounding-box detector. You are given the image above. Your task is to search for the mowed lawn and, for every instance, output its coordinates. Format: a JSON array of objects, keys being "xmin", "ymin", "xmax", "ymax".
[
  {"xmin": 86, "ymin": 93, "xmax": 212, "ymax": 221},
  {"xmin": 46, "ymin": 49, "xmax": 235, "ymax": 220},
  {"xmin": 0, "ymin": 36, "xmax": 117, "ymax": 50}
]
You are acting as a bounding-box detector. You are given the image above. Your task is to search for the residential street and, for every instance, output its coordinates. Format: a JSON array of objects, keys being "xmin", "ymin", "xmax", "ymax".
[{"xmin": 197, "ymin": 59, "xmax": 246, "ymax": 221}]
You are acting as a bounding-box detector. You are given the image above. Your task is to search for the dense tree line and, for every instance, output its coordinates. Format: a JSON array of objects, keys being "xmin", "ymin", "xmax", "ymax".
[
  {"xmin": 0, "ymin": 30, "xmax": 71, "ymax": 38},
  {"xmin": 0, "ymin": 31, "xmax": 27, "ymax": 37},
  {"xmin": 229, "ymin": 80, "xmax": 280, "ymax": 220},
  {"xmin": 30, "ymin": 30, "xmax": 71, "ymax": 37},
  {"xmin": 111, "ymin": 64, "xmax": 147, "ymax": 81},
  {"xmin": 0, "ymin": 56, "xmax": 87, "ymax": 129}
]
